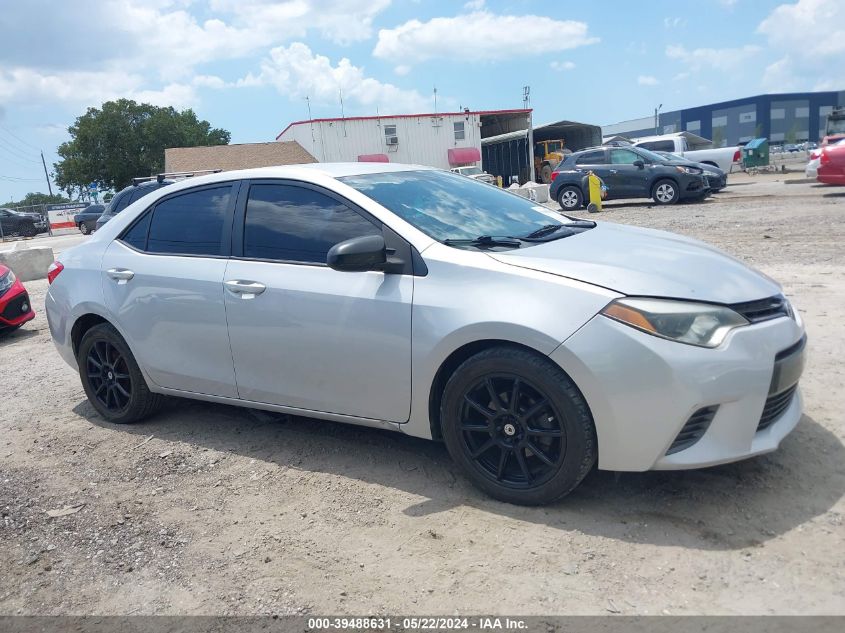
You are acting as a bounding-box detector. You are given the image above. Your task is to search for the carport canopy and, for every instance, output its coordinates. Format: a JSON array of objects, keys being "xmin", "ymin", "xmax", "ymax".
[{"xmin": 533, "ymin": 120, "xmax": 602, "ymax": 153}]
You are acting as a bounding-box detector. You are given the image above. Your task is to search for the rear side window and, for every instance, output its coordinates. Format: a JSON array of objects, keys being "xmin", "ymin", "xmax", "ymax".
[
  {"xmin": 575, "ymin": 150, "xmax": 606, "ymax": 165},
  {"xmin": 243, "ymin": 184, "xmax": 381, "ymax": 264},
  {"xmin": 121, "ymin": 212, "xmax": 152, "ymax": 250},
  {"xmin": 146, "ymin": 186, "xmax": 232, "ymax": 256},
  {"xmin": 111, "ymin": 191, "xmax": 133, "ymax": 213}
]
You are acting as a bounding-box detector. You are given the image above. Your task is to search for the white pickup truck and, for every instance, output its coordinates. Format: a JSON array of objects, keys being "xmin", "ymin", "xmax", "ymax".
[{"xmin": 630, "ymin": 132, "xmax": 741, "ymax": 173}]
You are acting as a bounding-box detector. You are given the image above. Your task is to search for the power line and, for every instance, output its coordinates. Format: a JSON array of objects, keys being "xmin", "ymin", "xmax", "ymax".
[
  {"xmin": 0, "ymin": 125, "xmax": 41, "ymax": 152},
  {"xmin": 0, "ymin": 138, "xmax": 41, "ymax": 164},
  {"xmin": 0, "ymin": 173, "xmax": 42, "ymax": 182}
]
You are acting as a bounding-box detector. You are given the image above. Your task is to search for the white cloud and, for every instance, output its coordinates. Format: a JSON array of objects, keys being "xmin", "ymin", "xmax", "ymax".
[
  {"xmin": 719, "ymin": 0, "xmax": 739, "ymax": 7},
  {"xmin": 463, "ymin": 0, "xmax": 485, "ymax": 9},
  {"xmin": 549, "ymin": 61, "xmax": 576, "ymax": 72},
  {"xmin": 663, "ymin": 17, "xmax": 686, "ymax": 28},
  {"xmin": 757, "ymin": 0, "xmax": 845, "ymax": 91},
  {"xmin": 394, "ymin": 65, "xmax": 412, "ymax": 76},
  {"xmin": 673, "ymin": 71, "xmax": 690, "ymax": 81},
  {"xmin": 241, "ymin": 43, "xmax": 433, "ymax": 114},
  {"xmin": 373, "ymin": 11, "xmax": 598, "ymax": 66},
  {"xmin": 665, "ymin": 44, "xmax": 762, "ymax": 71},
  {"xmin": 637, "ymin": 75, "xmax": 660, "ymax": 86}
]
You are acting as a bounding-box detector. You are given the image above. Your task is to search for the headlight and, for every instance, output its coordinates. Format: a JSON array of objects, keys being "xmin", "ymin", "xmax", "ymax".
[
  {"xmin": 601, "ymin": 297, "xmax": 748, "ymax": 348},
  {"xmin": 675, "ymin": 166, "xmax": 701, "ymax": 175},
  {"xmin": 703, "ymin": 170, "xmax": 718, "ymax": 177},
  {"xmin": 0, "ymin": 269, "xmax": 16, "ymax": 294}
]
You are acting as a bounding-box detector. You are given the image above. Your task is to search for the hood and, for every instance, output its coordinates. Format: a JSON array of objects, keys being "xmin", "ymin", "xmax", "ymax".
[{"xmin": 489, "ymin": 222, "xmax": 781, "ymax": 304}]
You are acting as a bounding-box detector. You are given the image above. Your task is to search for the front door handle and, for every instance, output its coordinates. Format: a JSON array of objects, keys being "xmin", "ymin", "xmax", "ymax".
[
  {"xmin": 107, "ymin": 268, "xmax": 134, "ymax": 284},
  {"xmin": 224, "ymin": 280, "xmax": 267, "ymax": 299},
  {"xmin": 609, "ymin": 169, "xmax": 618, "ymax": 174}
]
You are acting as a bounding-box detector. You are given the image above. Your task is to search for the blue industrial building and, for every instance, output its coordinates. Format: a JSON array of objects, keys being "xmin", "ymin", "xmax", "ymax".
[{"xmin": 603, "ymin": 90, "xmax": 845, "ymax": 146}]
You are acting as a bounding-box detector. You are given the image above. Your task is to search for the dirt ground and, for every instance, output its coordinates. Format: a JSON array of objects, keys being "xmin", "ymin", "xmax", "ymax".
[{"xmin": 1, "ymin": 174, "xmax": 843, "ymax": 616}]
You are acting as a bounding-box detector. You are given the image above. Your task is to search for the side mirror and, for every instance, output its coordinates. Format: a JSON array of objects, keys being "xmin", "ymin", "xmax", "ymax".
[
  {"xmin": 327, "ymin": 235, "xmax": 387, "ymax": 272},
  {"xmin": 633, "ymin": 159, "xmax": 645, "ymax": 169}
]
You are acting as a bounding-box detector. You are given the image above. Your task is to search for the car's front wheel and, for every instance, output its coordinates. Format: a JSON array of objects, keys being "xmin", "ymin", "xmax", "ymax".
[
  {"xmin": 20, "ymin": 223, "xmax": 37, "ymax": 237},
  {"xmin": 652, "ymin": 179, "xmax": 680, "ymax": 205},
  {"xmin": 440, "ymin": 346, "xmax": 596, "ymax": 505},
  {"xmin": 77, "ymin": 323, "xmax": 164, "ymax": 424},
  {"xmin": 557, "ymin": 185, "xmax": 583, "ymax": 211},
  {"xmin": 79, "ymin": 222, "xmax": 90, "ymax": 235}
]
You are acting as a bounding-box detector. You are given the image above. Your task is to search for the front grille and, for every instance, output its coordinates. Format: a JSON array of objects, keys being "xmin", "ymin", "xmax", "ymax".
[
  {"xmin": 730, "ymin": 295, "xmax": 789, "ymax": 323},
  {"xmin": 758, "ymin": 385, "xmax": 798, "ymax": 431},
  {"xmin": 666, "ymin": 405, "xmax": 719, "ymax": 455},
  {"xmin": 0, "ymin": 292, "xmax": 30, "ymax": 321}
]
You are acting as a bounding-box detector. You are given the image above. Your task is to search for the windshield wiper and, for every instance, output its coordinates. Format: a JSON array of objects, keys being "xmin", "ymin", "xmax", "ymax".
[
  {"xmin": 520, "ymin": 220, "xmax": 596, "ymax": 241},
  {"xmin": 443, "ymin": 235, "xmax": 522, "ymax": 248}
]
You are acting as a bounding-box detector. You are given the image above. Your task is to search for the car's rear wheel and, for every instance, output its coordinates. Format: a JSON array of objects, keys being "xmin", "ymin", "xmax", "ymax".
[
  {"xmin": 77, "ymin": 323, "xmax": 164, "ymax": 424},
  {"xmin": 79, "ymin": 223, "xmax": 90, "ymax": 235},
  {"xmin": 440, "ymin": 346, "xmax": 596, "ymax": 505},
  {"xmin": 652, "ymin": 179, "xmax": 679, "ymax": 205},
  {"xmin": 557, "ymin": 186, "xmax": 583, "ymax": 211}
]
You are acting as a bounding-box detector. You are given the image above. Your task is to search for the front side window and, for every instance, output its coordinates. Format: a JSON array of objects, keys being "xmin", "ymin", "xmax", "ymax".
[
  {"xmin": 243, "ymin": 184, "xmax": 381, "ymax": 264},
  {"xmin": 609, "ymin": 149, "xmax": 642, "ymax": 164},
  {"xmin": 146, "ymin": 186, "xmax": 231, "ymax": 256},
  {"xmin": 340, "ymin": 169, "xmax": 573, "ymax": 243}
]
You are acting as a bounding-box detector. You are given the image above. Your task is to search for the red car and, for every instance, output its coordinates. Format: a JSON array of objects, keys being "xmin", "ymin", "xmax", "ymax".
[
  {"xmin": 818, "ymin": 142, "xmax": 845, "ymax": 185},
  {"xmin": 0, "ymin": 263, "xmax": 35, "ymax": 334}
]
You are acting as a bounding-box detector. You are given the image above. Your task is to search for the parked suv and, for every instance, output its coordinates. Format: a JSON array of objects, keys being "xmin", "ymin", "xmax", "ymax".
[
  {"xmin": 550, "ymin": 146, "xmax": 709, "ymax": 210},
  {"xmin": 95, "ymin": 180, "xmax": 175, "ymax": 231},
  {"xmin": 0, "ymin": 208, "xmax": 47, "ymax": 237}
]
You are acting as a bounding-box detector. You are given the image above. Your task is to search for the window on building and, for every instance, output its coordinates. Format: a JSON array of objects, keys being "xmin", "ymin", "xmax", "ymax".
[
  {"xmin": 453, "ymin": 121, "xmax": 465, "ymax": 141},
  {"xmin": 771, "ymin": 108, "xmax": 785, "ymax": 120},
  {"xmin": 739, "ymin": 111, "xmax": 756, "ymax": 123},
  {"xmin": 146, "ymin": 186, "xmax": 231, "ymax": 256},
  {"xmin": 243, "ymin": 184, "xmax": 382, "ymax": 264},
  {"xmin": 712, "ymin": 115, "xmax": 728, "ymax": 127},
  {"xmin": 662, "ymin": 124, "xmax": 676, "ymax": 134},
  {"xmin": 686, "ymin": 120, "xmax": 701, "ymax": 132},
  {"xmin": 795, "ymin": 107, "xmax": 809, "ymax": 118},
  {"xmin": 384, "ymin": 124, "xmax": 398, "ymax": 146}
]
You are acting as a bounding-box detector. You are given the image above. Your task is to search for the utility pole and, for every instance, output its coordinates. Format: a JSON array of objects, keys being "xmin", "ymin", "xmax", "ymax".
[
  {"xmin": 40, "ymin": 150, "xmax": 53, "ymax": 196},
  {"xmin": 433, "ymin": 86, "xmax": 438, "ymax": 114},
  {"xmin": 654, "ymin": 104, "xmax": 663, "ymax": 135}
]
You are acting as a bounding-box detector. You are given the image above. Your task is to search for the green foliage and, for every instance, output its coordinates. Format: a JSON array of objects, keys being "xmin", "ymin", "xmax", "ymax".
[
  {"xmin": 785, "ymin": 123, "xmax": 799, "ymax": 145},
  {"xmin": 53, "ymin": 99, "xmax": 230, "ymax": 195},
  {"xmin": 8, "ymin": 192, "xmax": 70, "ymax": 207}
]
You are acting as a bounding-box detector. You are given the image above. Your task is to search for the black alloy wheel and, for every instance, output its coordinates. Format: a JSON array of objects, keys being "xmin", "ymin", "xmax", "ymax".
[
  {"xmin": 440, "ymin": 346, "xmax": 597, "ymax": 505},
  {"xmin": 86, "ymin": 340, "xmax": 132, "ymax": 412},
  {"xmin": 459, "ymin": 374, "xmax": 565, "ymax": 487}
]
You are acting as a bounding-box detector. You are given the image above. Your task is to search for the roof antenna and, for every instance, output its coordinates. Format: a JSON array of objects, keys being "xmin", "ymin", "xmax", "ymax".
[
  {"xmin": 339, "ymin": 89, "xmax": 347, "ymax": 137},
  {"xmin": 306, "ymin": 96, "xmax": 316, "ymax": 149},
  {"xmin": 523, "ymin": 85, "xmax": 530, "ymax": 109},
  {"xmin": 434, "ymin": 86, "xmax": 437, "ymax": 114}
]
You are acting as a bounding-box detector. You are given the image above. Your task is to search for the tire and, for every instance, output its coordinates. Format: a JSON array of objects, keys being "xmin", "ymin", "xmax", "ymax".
[
  {"xmin": 20, "ymin": 223, "xmax": 37, "ymax": 238},
  {"xmin": 557, "ymin": 186, "xmax": 583, "ymax": 211},
  {"xmin": 79, "ymin": 223, "xmax": 90, "ymax": 235},
  {"xmin": 77, "ymin": 323, "xmax": 164, "ymax": 424},
  {"xmin": 540, "ymin": 164, "xmax": 553, "ymax": 184},
  {"xmin": 440, "ymin": 346, "xmax": 597, "ymax": 505},
  {"xmin": 652, "ymin": 179, "xmax": 680, "ymax": 205}
]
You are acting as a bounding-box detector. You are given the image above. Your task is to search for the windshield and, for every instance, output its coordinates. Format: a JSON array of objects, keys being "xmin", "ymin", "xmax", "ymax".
[
  {"xmin": 636, "ymin": 147, "xmax": 673, "ymax": 163},
  {"xmin": 339, "ymin": 169, "xmax": 569, "ymax": 243},
  {"xmin": 460, "ymin": 166, "xmax": 483, "ymax": 175}
]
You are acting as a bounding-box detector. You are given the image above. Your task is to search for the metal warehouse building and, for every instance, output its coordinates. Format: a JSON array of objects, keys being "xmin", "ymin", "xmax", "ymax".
[{"xmin": 603, "ymin": 90, "xmax": 845, "ymax": 146}]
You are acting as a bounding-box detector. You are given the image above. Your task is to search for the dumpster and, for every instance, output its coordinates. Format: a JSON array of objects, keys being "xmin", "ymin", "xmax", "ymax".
[{"xmin": 742, "ymin": 138, "xmax": 769, "ymax": 169}]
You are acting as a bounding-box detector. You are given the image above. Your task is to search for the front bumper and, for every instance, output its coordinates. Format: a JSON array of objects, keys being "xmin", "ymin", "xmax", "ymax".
[
  {"xmin": 0, "ymin": 283, "xmax": 35, "ymax": 329},
  {"xmin": 678, "ymin": 175, "xmax": 709, "ymax": 199},
  {"xmin": 550, "ymin": 311, "xmax": 805, "ymax": 471}
]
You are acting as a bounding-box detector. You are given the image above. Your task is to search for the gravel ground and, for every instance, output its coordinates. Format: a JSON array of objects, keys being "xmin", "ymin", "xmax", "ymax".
[{"xmin": 1, "ymin": 174, "xmax": 843, "ymax": 616}]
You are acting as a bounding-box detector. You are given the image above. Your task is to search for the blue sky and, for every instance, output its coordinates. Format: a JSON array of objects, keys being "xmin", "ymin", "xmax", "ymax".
[{"xmin": 0, "ymin": 0, "xmax": 842, "ymax": 200}]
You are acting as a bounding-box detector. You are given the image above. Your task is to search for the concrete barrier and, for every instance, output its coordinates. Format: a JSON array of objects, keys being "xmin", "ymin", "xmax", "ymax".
[{"xmin": 0, "ymin": 245, "xmax": 54, "ymax": 282}]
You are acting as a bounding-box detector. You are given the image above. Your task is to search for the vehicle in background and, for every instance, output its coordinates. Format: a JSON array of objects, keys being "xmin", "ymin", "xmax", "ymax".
[
  {"xmin": 817, "ymin": 141, "xmax": 845, "ymax": 185},
  {"xmin": 95, "ymin": 179, "xmax": 176, "ymax": 232},
  {"xmin": 0, "ymin": 208, "xmax": 47, "ymax": 238},
  {"xmin": 534, "ymin": 139, "xmax": 569, "ymax": 184},
  {"xmin": 630, "ymin": 133, "xmax": 741, "ymax": 173},
  {"xmin": 807, "ymin": 138, "xmax": 844, "ymax": 179},
  {"xmin": 450, "ymin": 165, "xmax": 495, "ymax": 184},
  {"xmin": 822, "ymin": 106, "xmax": 845, "ymax": 146},
  {"xmin": 74, "ymin": 204, "xmax": 105, "ymax": 234},
  {"xmin": 0, "ymin": 264, "xmax": 35, "ymax": 334},
  {"xmin": 550, "ymin": 145, "xmax": 709, "ymax": 209},
  {"xmin": 783, "ymin": 144, "xmax": 802, "ymax": 153},
  {"xmin": 653, "ymin": 151, "xmax": 727, "ymax": 192}
]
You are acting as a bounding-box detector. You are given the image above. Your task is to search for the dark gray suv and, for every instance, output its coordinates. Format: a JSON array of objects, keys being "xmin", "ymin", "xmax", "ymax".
[
  {"xmin": 550, "ymin": 145, "xmax": 709, "ymax": 209},
  {"xmin": 95, "ymin": 179, "xmax": 175, "ymax": 231}
]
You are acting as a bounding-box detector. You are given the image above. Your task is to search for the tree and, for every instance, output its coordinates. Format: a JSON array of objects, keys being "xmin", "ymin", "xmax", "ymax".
[
  {"xmin": 54, "ymin": 99, "xmax": 230, "ymax": 195},
  {"xmin": 8, "ymin": 192, "xmax": 70, "ymax": 207},
  {"xmin": 711, "ymin": 126, "xmax": 725, "ymax": 148}
]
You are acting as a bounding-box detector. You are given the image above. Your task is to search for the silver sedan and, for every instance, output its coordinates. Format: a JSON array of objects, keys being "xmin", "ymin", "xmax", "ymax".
[{"xmin": 45, "ymin": 164, "xmax": 806, "ymax": 505}]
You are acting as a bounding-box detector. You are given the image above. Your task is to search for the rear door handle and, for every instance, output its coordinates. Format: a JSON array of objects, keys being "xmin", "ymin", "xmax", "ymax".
[
  {"xmin": 609, "ymin": 169, "xmax": 618, "ymax": 174},
  {"xmin": 107, "ymin": 268, "xmax": 134, "ymax": 284},
  {"xmin": 224, "ymin": 280, "xmax": 266, "ymax": 299}
]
